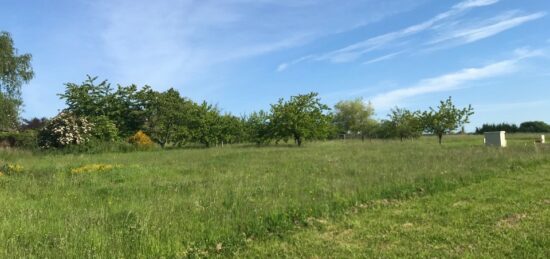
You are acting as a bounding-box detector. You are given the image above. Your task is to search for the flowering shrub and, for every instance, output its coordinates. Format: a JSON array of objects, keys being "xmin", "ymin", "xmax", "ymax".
[
  {"xmin": 38, "ymin": 112, "xmax": 94, "ymax": 149},
  {"xmin": 71, "ymin": 163, "xmax": 116, "ymax": 174},
  {"xmin": 0, "ymin": 163, "xmax": 24, "ymax": 176},
  {"xmin": 128, "ymin": 130, "xmax": 154, "ymax": 148}
]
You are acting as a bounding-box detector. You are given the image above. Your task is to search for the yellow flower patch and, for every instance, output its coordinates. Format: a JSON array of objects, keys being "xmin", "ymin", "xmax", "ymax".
[
  {"xmin": 71, "ymin": 164, "xmax": 118, "ymax": 174},
  {"xmin": 0, "ymin": 163, "xmax": 24, "ymax": 176}
]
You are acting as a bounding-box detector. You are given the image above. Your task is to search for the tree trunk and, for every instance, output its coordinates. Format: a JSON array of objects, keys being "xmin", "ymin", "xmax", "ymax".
[
  {"xmin": 296, "ymin": 136, "xmax": 302, "ymax": 146},
  {"xmin": 438, "ymin": 133, "xmax": 443, "ymax": 144},
  {"xmin": 361, "ymin": 135, "xmax": 365, "ymax": 142}
]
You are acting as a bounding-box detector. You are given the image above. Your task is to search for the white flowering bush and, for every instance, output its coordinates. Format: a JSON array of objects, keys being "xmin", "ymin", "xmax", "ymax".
[{"xmin": 38, "ymin": 112, "xmax": 94, "ymax": 148}]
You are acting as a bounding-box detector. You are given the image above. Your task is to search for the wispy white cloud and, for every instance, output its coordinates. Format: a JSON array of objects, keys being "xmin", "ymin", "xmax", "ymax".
[
  {"xmin": 277, "ymin": 55, "xmax": 316, "ymax": 72},
  {"xmin": 370, "ymin": 48, "xmax": 542, "ymax": 108},
  {"xmin": 453, "ymin": 0, "xmax": 500, "ymax": 10},
  {"xmin": 279, "ymin": 0, "xmax": 500, "ymax": 70},
  {"xmin": 430, "ymin": 11, "xmax": 546, "ymax": 45},
  {"xmin": 363, "ymin": 51, "xmax": 405, "ymax": 65},
  {"xmin": 92, "ymin": 0, "xmax": 420, "ymax": 89}
]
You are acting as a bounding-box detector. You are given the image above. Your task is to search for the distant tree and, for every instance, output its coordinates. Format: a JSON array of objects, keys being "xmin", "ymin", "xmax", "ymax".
[
  {"xmin": 190, "ymin": 102, "xmax": 223, "ymax": 147},
  {"xmin": 422, "ymin": 97, "xmax": 474, "ymax": 144},
  {"xmin": 373, "ymin": 120, "xmax": 394, "ymax": 139},
  {"xmin": 144, "ymin": 88, "xmax": 195, "ymax": 148},
  {"xmin": 0, "ymin": 32, "xmax": 34, "ymax": 130},
  {"xmin": 20, "ymin": 117, "xmax": 49, "ymax": 131},
  {"xmin": 0, "ymin": 31, "xmax": 34, "ymax": 101},
  {"xmin": 109, "ymin": 84, "xmax": 151, "ymax": 136},
  {"xmin": 88, "ymin": 115, "xmax": 119, "ymax": 142},
  {"xmin": 388, "ymin": 107, "xmax": 423, "ymax": 141},
  {"xmin": 246, "ymin": 110, "xmax": 272, "ymax": 145},
  {"xmin": 218, "ymin": 114, "xmax": 246, "ymax": 145},
  {"xmin": 0, "ymin": 95, "xmax": 19, "ymax": 131},
  {"xmin": 475, "ymin": 123, "xmax": 518, "ymax": 134},
  {"xmin": 58, "ymin": 75, "xmax": 113, "ymax": 118},
  {"xmin": 333, "ymin": 98, "xmax": 377, "ymax": 141},
  {"xmin": 59, "ymin": 76, "xmax": 153, "ymax": 137},
  {"xmin": 270, "ymin": 92, "xmax": 331, "ymax": 146},
  {"xmin": 519, "ymin": 121, "xmax": 550, "ymax": 133}
]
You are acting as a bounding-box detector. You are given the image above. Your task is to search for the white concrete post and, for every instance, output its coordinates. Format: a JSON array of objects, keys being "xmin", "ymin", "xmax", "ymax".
[{"xmin": 484, "ymin": 131, "xmax": 507, "ymax": 147}]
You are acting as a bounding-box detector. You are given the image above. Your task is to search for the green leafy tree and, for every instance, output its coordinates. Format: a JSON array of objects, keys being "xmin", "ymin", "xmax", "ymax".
[
  {"xmin": 0, "ymin": 32, "xmax": 34, "ymax": 130},
  {"xmin": 144, "ymin": 88, "xmax": 195, "ymax": 148},
  {"xmin": 218, "ymin": 114, "xmax": 246, "ymax": 145},
  {"xmin": 388, "ymin": 107, "xmax": 423, "ymax": 141},
  {"xmin": 59, "ymin": 76, "xmax": 153, "ymax": 137},
  {"xmin": 269, "ymin": 92, "xmax": 331, "ymax": 146},
  {"xmin": 246, "ymin": 110, "xmax": 272, "ymax": 145},
  {"xmin": 422, "ymin": 97, "xmax": 474, "ymax": 144},
  {"xmin": 190, "ymin": 102, "xmax": 223, "ymax": 147},
  {"xmin": 0, "ymin": 31, "xmax": 34, "ymax": 101},
  {"xmin": 333, "ymin": 98, "xmax": 377, "ymax": 141},
  {"xmin": 110, "ymin": 84, "xmax": 152, "ymax": 136},
  {"xmin": 518, "ymin": 121, "xmax": 550, "ymax": 133},
  {"xmin": 0, "ymin": 95, "xmax": 19, "ymax": 131},
  {"xmin": 475, "ymin": 123, "xmax": 519, "ymax": 134},
  {"xmin": 373, "ymin": 120, "xmax": 394, "ymax": 139},
  {"xmin": 59, "ymin": 75, "xmax": 113, "ymax": 118},
  {"xmin": 89, "ymin": 115, "xmax": 119, "ymax": 141}
]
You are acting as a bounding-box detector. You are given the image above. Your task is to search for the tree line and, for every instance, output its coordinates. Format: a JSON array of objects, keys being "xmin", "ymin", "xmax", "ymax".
[
  {"xmin": 2, "ymin": 31, "xmax": 481, "ymax": 149},
  {"xmin": 475, "ymin": 121, "xmax": 550, "ymax": 134},
  {"xmin": 9, "ymin": 74, "xmax": 474, "ymax": 148}
]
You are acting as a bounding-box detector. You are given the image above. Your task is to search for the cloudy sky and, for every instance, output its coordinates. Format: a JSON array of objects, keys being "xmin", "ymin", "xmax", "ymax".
[{"xmin": 2, "ymin": 0, "xmax": 549, "ymax": 130}]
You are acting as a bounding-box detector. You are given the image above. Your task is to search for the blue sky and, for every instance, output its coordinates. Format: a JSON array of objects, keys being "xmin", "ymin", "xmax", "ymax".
[{"xmin": 2, "ymin": 0, "xmax": 549, "ymax": 130}]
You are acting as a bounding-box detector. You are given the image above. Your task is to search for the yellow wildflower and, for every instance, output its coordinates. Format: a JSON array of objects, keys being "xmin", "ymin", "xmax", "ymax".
[
  {"xmin": 71, "ymin": 164, "xmax": 117, "ymax": 174},
  {"xmin": 0, "ymin": 163, "xmax": 24, "ymax": 175}
]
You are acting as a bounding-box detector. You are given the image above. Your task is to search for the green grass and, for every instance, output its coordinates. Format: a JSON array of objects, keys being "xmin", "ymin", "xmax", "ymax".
[
  {"xmin": 239, "ymin": 156, "xmax": 550, "ymax": 258},
  {"xmin": 0, "ymin": 134, "xmax": 549, "ymax": 257}
]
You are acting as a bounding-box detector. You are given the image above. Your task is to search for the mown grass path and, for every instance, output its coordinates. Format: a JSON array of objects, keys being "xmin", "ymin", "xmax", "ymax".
[{"xmin": 241, "ymin": 163, "xmax": 550, "ymax": 258}]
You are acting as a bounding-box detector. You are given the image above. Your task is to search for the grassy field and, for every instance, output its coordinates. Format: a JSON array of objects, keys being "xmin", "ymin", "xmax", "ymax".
[{"xmin": 0, "ymin": 135, "xmax": 549, "ymax": 257}]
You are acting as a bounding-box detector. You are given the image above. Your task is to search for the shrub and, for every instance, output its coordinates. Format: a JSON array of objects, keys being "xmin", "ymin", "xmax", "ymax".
[
  {"xmin": 0, "ymin": 130, "xmax": 37, "ymax": 149},
  {"xmin": 89, "ymin": 116, "xmax": 119, "ymax": 141},
  {"xmin": 38, "ymin": 112, "xmax": 93, "ymax": 149},
  {"xmin": 128, "ymin": 130, "xmax": 154, "ymax": 148}
]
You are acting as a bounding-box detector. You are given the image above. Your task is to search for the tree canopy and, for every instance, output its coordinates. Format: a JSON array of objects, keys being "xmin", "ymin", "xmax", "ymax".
[
  {"xmin": 388, "ymin": 107, "xmax": 423, "ymax": 141},
  {"xmin": 0, "ymin": 31, "xmax": 34, "ymax": 100},
  {"xmin": 422, "ymin": 97, "xmax": 474, "ymax": 144},
  {"xmin": 333, "ymin": 98, "xmax": 377, "ymax": 141},
  {"xmin": 270, "ymin": 92, "xmax": 331, "ymax": 146},
  {"xmin": 0, "ymin": 31, "xmax": 34, "ymax": 131}
]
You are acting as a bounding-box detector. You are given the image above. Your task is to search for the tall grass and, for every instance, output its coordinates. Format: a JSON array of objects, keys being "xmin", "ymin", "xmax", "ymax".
[{"xmin": 0, "ymin": 135, "xmax": 548, "ymax": 257}]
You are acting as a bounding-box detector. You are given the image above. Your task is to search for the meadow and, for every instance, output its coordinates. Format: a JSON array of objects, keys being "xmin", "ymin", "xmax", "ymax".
[{"xmin": 0, "ymin": 134, "xmax": 549, "ymax": 257}]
